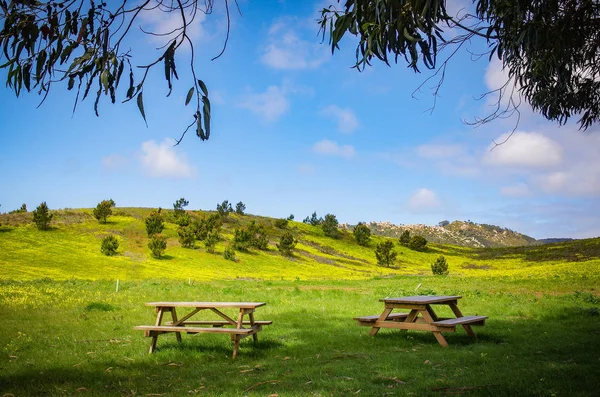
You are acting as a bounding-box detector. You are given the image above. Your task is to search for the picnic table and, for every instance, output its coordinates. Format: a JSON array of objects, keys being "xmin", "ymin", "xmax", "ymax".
[
  {"xmin": 354, "ymin": 295, "xmax": 487, "ymax": 347},
  {"xmin": 134, "ymin": 302, "xmax": 271, "ymax": 359}
]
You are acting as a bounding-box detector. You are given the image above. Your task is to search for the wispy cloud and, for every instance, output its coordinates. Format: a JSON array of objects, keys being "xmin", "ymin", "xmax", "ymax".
[
  {"xmin": 312, "ymin": 139, "xmax": 355, "ymax": 159},
  {"xmin": 139, "ymin": 5, "xmax": 207, "ymax": 46},
  {"xmin": 500, "ymin": 182, "xmax": 532, "ymax": 198},
  {"xmin": 238, "ymin": 85, "xmax": 290, "ymax": 121},
  {"xmin": 261, "ymin": 18, "xmax": 329, "ymax": 70},
  {"xmin": 407, "ymin": 188, "xmax": 441, "ymax": 212},
  {"xmin": 483, "ymin": 131, "xmax": 563, "ymax": 168},
  {"xmin": 139, "ymin": 139, "xmax": 195, "ymax": 178},
  {"xmin": 321, "ymin": 105, "xmax": 359, "ymax": 133}
]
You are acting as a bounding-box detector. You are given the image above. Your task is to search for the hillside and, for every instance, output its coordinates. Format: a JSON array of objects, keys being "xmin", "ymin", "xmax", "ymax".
[
  {"xmin": 342, "ymin": 220, "xmax": 537, "ymax": 248},
  {"xmin": 0, "ymin": 208, "xmax": 599, "ymax": 281}
]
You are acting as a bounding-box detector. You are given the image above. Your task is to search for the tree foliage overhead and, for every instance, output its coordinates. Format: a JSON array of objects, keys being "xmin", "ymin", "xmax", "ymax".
[
  {"xmin": 320, "ymin": 0, "xmax": 600, "ymax": 130},
  {"xmin": 0, "ymin": 0, "xmax": 223, "ymax": 142}
]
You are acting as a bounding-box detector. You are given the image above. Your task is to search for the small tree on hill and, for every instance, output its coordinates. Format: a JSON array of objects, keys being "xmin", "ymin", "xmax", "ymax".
[
  {"xmin": 145, "ymin": 210, "xmax": 164, "ymax": 237},
  {"xmin": 275, "ymin": 218, "xmax": 288, "ymax": 228},
  {"xmin": 32, "ymin": 202, "xmax": 53, "ymax": 230},
  {"xmin": 176, "ymin": 212, "xmax": 192, "ymax": 227},
  {"xmin": 232, "ymin": 227, "xmax": 252, "ymax": 251},
  {"xmin": 431, "ymin": 255, "xmax": 449, "ymax": 275},
  {"xmin": 438, "ymin": 220, "xmax": 450, "ymax": 227},
  {"xmin": 93, "ymin": 199, "xmax": 115, "ymax": 224},
  {"xmin": 375, "ymin": 240, "xmax": 397, "ymax": 268},
  {"xmin": 250, "ymin": 222, "xmax": 269, "ymax": 250},
  {"xmin": 223, "ymin": 245, "xmax": 236, "ymax": 261},
  {"xmin": 16, "ymin": 203, "xmax": 27, "ymax": 213},
  {"xmin": 235, "ymin": 201, "xmax": 246, "ymax": 215},
  {"xmin": 303, "ymin": 211, "xmax": 323, "ymax": 226},
  {"xmin": 399, "ymin": 230, "xmax": 411, "ymax": 246},
  {"xmin": 148, "ymin": 234, "xmax": 167, "ymax": 258},
  {"xmin": 287, "ymin": 214, "xmax": 294, "ymax": 221},
  {"xmin": 204, "ymin": 231, "xmax": 219, "ymax": 253},
  {"xmin": 408, "ymin": 235, "xmax": 428, "ymax": 251},
  {"xmin": 173, "ymin": 197, "xmax": 189, "ymax": 215},
  {"xmin": 101, "ymin": 235, "xmax": 119, "ymax": 256},
  {"xmin": 353, "ymin": 222, "xmax": 371, "ymax": 246},
  {"xmin": 178, "ymin": 226, "xmax": 195, "ymax": 248},
  {"xmin": 277, "ymin": 232, "xmax": 297, "ymax": 256},
  {"xmin": 321, "ymin": 213, "xmax": 339, "ymax": 238},
  {"xmin": 216, "ymin": 200, "xmax": 233, "ymax": 217}
]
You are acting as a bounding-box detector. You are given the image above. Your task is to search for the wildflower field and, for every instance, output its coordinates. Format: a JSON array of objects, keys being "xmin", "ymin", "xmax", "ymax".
[{"xmin": 0, "ymin": 209, "xmax": 599, "ymax": 395}]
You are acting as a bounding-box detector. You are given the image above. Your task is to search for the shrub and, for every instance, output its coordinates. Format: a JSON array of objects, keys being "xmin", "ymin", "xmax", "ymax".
[
  {"xmin": 32, "ymin": 202, "xmax": 53, "ymax": 230},
  {"xmin": 248, "ymin": 221, "xmax": 269, "ymax": 250},
  {"xmin": 399, "ymin": 230, "xmax": 411, "ymax": 246},
  {"xmin": 431, "ymin": 255, "xmax": 449, "ymax": 275},
  {"xmin": 176, "ymin": 212, "xmax": 191, "ymax": 227},
  {"xmin": 408, "ymin": 235, "xmax": 428, "ymax": 251},
  {"xmin": 287, "ymin": 214, "xmax": 294, "ymax": 220},
  {"xmin": 148, "ymin": 234, "xmax": 167, "ymax": 258},
  {"xmin": 223, "ymin": 245, "xmax": 236, "ymax": 261},
  {"xmin": 303, "ymin": 211, "xmax": 322, "ymax": 226},
  {"xmin": 375, "ymin": 240, "xmax": 397, "ymax": 268},
  {"xmin": 204, "ymin": 231, "xmax": 219, "ymax": 253},
  {"xmin": 232, "ymin": 228, "xmax": 252, "ymax": 251},
  {"xmin": 235, "ymin": 201, "xmax": 246, "ymax": 215},
  {"xmin": 173, "ymin": 197, "xmax": 189, "ymax": 214},
  {"xmin": 277, "ymin": 232, "xmax": 297, "ymax": 256},
  {"xmin": 178, "ymin": 225, "xmax": 195, "ymax": 248},
  {"xmin": 145, "ymin": 210, "xmax": 164, "ymax": 236},
  {"xmin": 216, "ymin": 200, "xmax": 233, "ymax": 217},
  {"xmin": 274, "ymin": 218, "xmax": 288, "ymax": 228},
  {"xmin": 321, "ymin": 213, "xmax": 339, "ymax": 238},
  {"xmin": 101, "ymin": 235, "xmax": 119, "ymax": 256},
  {"xmin": 93, "ymin": 199, "xmax": 115, "ymax": 223},
  {"xmin": 10, "ymin": 203, "xmax": 27, "ymax": 213},
  {"xmin": 353, "ymin": 222, "xmax": 371, "ymax": 246}
]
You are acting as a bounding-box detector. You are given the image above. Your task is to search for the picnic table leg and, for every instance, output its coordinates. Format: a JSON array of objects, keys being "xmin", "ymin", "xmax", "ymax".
[
  {"xmin": 448, "ymin": 302, "xmax": 477, "ymax": 338},
  {"xmin": 230, "ymin": 309, "xmax": 245, "ymax": 358},
  {"xmin": 149, "ymin": 307, "xmax": 165, "ymax": 354},
  {"xmin": 232, "ymin": 335, "xmax": 240, "ymax": 360},
  {"xmin": 169, "ymin": 308, "xmax": 182, "ymax": 343},
  {"xmin": 249, "ymin": 311, "xmax": 259, "ymax": 344},
  {"xmin": 421, "ymin": 307, "xmax": 448, "ymax": 347},
  {"xmin": 369, "ymin": 307, "xmax": 393, "ymax": 336}
]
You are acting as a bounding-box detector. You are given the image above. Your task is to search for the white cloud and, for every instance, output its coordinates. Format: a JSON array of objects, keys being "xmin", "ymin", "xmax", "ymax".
[
  {"xmin": 312, "ymin": 139, "xmax": 355, "ymax": 159},
  {"xmin": 238, "ymin": 85, "xmax": 290, "ymax": 121},
  {"xmin": 407, "ymin": 188, "xmax": 441, "ymax": 212},
  {"xmin": 102, "ymin": 154, "xmax": 129, "ymax": 171},
  {"xmin": 139, "ymin": 5, "xmax": 207, "ymax": 46},
  {"xmin": 483, "ymin": 131, "xmax": 563, "ymax": 168},
  {"xmin": 139, "ymin": 139, "xmax": 195, "ymax": 178},
  {"xmin": 261, "ymin": 19, "xmax": 328, "ymax": 70},
  {"xmin": 321, "ymin": 105, "xmax": 359, "ymax": 133},
  {"xmin": 500, "ymin": 182, "xmax": 532, "ymax": 197}
]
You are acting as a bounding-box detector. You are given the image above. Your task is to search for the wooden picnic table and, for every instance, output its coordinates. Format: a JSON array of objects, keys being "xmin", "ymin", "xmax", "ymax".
[
  {"xmin": 354, "ymin": 295, "xmax": 487, "ymax": 347},
  {"xmin": 134, "ymin": 302, "xmax": 271, "ymax": 359}
]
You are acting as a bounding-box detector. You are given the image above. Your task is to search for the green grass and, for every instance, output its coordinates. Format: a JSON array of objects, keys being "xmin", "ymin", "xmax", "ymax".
[{"xmin": 1, "ymin": 208, "xmax": 599, "ymax": 395}]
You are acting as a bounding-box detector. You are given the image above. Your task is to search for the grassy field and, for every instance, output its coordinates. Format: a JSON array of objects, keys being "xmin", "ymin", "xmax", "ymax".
[{"xmin": 1, "ymin": 209, "xmax": 599, "ymax": 396}]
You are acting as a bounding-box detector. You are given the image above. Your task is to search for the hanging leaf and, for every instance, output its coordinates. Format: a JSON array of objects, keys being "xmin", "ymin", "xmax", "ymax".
[
  {"xmin": 202, "ymin": 97, "xmax": 211, "ymax": 140},
  {"xmin": 198, "ymin": 79, "xmax": 208, "ymax": 96},
  {"xmin": 137, "ymin": 92, "xmax": 147, "ymax": 126},
  {"xmin": 185, "ymin": 87, "xmax": 194, "ymax": 106}
]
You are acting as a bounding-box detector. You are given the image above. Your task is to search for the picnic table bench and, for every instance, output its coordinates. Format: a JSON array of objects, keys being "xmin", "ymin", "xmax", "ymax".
[
  {"xmin": 134, "ymin": 302, "xmax": 271, "ymax": 359},
  {"xmin": 355, "ymin": 295, "xmax": 487, "ymax": 347}
]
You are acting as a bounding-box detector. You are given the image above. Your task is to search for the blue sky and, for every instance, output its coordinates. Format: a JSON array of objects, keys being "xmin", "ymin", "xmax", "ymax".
[{"xmin": 1, "ymin": 0, "xmax": 599, "ymax": 239}]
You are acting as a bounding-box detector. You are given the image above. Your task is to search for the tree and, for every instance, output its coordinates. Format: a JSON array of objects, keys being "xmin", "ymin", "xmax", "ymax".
[
  {"xmin": 173, "ymin": 198, "xmax": 189, "ymax": 215},
  {"xmin": 204, "ymin": 230, "xmax": 219, "ymax": 254},
  {"xmin": 192, "ymin": 213, "xmax": 221, "ymax": 241},
  {"xmin": 145, "ymin": 210, "xmax": 164, "ymax": 237},
  {"xmin": 431, "ymin": 255, "xmax": 449, "ymax": 275},
  {"xmin": 32, "ymin": 201, "xmax": 53, "ymax": 230},
  {"xmin": 321, "ymin": 213, "xmax": 339, "ymax": 238},
  {"xmin": 216, "ymin": 200, "xmax": 233, "ymax": 217},
  {"xmin": 287, "ymin": 214, "xmax": 294, "ymax": 221},
  {"xmin": 438, "ymin": 220, "xmax": 450, "ymax": 227},
  {"xmin": 375, "ymin": 240, "xmax": 397, "ymax": 268},
  {"xmin": 232, "ymin": 227, "xmax": 252, "ymax": 251},
  {"xmin": 353, "ymin": 222, "xmax": 371, "ymax": 246},
  {"xmin": 101, "ymin": 235, "xmax": 119, "ymax": 256},
  {"xmin": 303, "ymin": 211, "xmax": 323, "ymax": 226},
  {"xmin": 399, "ymin": 230, "xmax": 411, "ymax": 246},
  {"xmin": 319, "ymin": 0, "xmax": 600, "ymax": 131},
  {"xmin": 408, "ymin": 235, "xmax": 428, "ymax": 251},
  {"xmin": 0, "ymin": 0, "xmax": 215, "ymax": 143},
  {"xmin": 223, "ymin": 245, "xmax": 236, "ymax": 261},
  {"xmin": 277, "ymin": 232, "xmax": 297, "ymax": 256},
  {"xmin": 274, "ymin": 218, "xmax": 288, "ymax": 229},
  {"xmin": 93, "ymin": 199, "xmax": 115, "ymax": 224},
  {"xmin": 148, "ymin": 234, "xmax": 167, "ymax": 258},
  {"xmin": 178, "ymin": 225, "xmax": 195, "ymax": 248},
  {"xmin": 235, "ymin": 201, "xmax": 246, "ymax": 215}
]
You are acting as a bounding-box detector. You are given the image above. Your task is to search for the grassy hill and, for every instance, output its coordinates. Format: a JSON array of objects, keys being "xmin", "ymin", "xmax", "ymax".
[{"xmin": 1, "ymin": 207, "xmax": 599, "ymax": 281}]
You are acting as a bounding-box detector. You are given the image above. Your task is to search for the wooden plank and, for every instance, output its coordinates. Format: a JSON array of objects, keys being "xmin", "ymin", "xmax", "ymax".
[
  {"xmin": 432, "ymin": 316, "xmax": 487, "ymax": 327},
  {"xmin": 134, "ymin": 325, "xmax": 261, "ymax": 335},
  {"xmin": 353, "ymin": 313, "xmax": 409, "ymax": 322},
  {"xmin": 380, "ymin": 296, "xmax": 461, "ymax": 305},
  {"xmin": 370, "ymin": 321, "xmax": 448, "ymax": 332},
  {"xmin": 169, "ymin": 308, "xmax": 182, "ymax": 343},
  {"xmin": 145, "ymin": 302, "xmax": 266, "ymax": 309},
  {"xmin": 369, "ymin": 307, "xmax": 393, "ymax": 336},
  {"xmin": 166, "ymin": 320, "xmax": 273, "ymax": 326}
]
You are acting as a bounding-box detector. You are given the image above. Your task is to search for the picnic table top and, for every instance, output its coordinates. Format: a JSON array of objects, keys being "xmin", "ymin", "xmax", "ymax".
[
  {"xmin": 145, "ymin": 302, "xmax": 266, "ymax": 309},
  {"xmin": 380, "ymin": 295, "xmax": 462, "ymax": 304}
]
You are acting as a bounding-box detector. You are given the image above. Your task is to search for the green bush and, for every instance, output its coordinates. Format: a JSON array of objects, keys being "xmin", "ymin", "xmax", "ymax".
[
  {"xmin": 321, "ymin": 213, "xmax": 339, "ymax": 238},
  {"xmin": 277, "ymin": 232, "xmax": 297, "ymax": 256},
  {"xmin": 216, "ymin": 200, "xmax": 233, "ymax": 217},
  {"xmin": 176, "ymin": 212, "xmax": 192, "ymax": 227},
  {"xmin": 399, "ymin": 230, "xmax": 411, "ymax": 245},
  {"xmin": 223, "ymin": 245, "xmax": 236, "ymax": 261},
  {"xmin": 204, "ymin": 231, "xmax": 219, "ymax": 253},
  {"xmin": 375, "ymin": 240, "xmax": 397, "ymax": 268},
  {"xmin": 408, "ymin": 235, "xmax": 428, "ymax": 251},
  {"xmin": 93, "ymin": 199, "xmax": 115, "ymax": 224},
  {"xmin": 431, "ymin": 255, "xmax": 449, "ymax": 275},
  {"xmin": 232, "ymin": 228, "xmax": 252, "ymax": 251},
  {"xmin": 178, "ymin": 225, "xmax": 195, "ymax": 248},
  {"xmin": 235, "ymin": 201, "xmax": 246, "ymax": 215},
  {"xmin": 353, "ymin": 222, "xmax": 371, "ymax": 246},
  {"xmin": 101, "ymin": 235, "xmax": 119, "ymax": 256},
  {"xmin": 145, "ymin": 210, "xmax": 164, "ymax": 236},
  {"xmin": 32, "ymin": 201, "xmax": 53, "ymax": 230},
  {"xmin": 274, "ymin": 218, "xmax": 288, "ymax": 228},
  {"xmin": 148, "ymin": 234, "xmax": 167, "ymax": 258}
]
